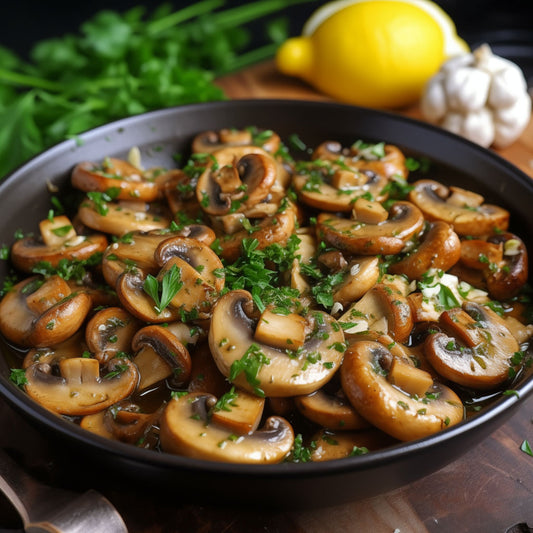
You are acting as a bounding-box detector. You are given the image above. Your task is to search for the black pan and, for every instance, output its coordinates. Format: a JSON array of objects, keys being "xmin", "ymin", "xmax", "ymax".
[{"xmin": 0, "ymin": 100, "xmax": 532, "ymax": 509}]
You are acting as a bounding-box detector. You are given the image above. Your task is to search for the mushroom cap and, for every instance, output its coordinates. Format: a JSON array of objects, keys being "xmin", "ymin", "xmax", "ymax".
[
  {"xmin": 11, "ymin": 234, "xmax": 108, "ymax": 274},
  {"xmin": 389, "ymin": 221, "xmax": 461, "ymax": 280},
  {"xmin": 341, "ymin": 340, "xmax": 464, "ymax": 441},
  {"xmin": 0, "ymin": 276, "xmax": 92, "ymax": 348},
  {"xmin": 408, "ymin": 179, "xmax": 509, "ymax": 236},
  {"xmin": 159, "ymin": 392, "xmax": 294, "ymax": 464},
  {"xmin": 78, "ymin": 199, "xmax": 172, "ymax": 236},
  {"xmin": 208, "ymin": 290, "xmax": 345, "ymax": 397},
  {"xmin": 72, "ymin": 158, "xmax": 161, "ymax": 202},
  {"xmin": 191, "ymin": 128, "xmax": 281, "ymax": 155},
  {"xmin": 317, "ymin": 201, "xmax": 425, "ymax": 255},
  {"xmin": 24, "ymin": 357, "xmax": 139, "ymax": 416},
  {"xmin": 424, "ymin": 302, "xmax": 520, "ymax": 389}
]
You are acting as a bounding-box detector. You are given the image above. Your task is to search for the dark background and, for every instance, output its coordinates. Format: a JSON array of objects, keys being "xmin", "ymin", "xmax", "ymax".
[{"xmin": 1, "ymin": 0, "xmax": 532, "ymax": 82}]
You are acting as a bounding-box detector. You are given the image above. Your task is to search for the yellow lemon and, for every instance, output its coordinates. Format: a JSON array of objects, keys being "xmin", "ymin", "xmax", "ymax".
[{"xmin": 276, "ymin": 0, "xmax": 468, "ymax": 108}]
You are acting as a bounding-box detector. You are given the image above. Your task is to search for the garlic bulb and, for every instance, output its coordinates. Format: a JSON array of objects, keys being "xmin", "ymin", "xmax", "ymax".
[{"xmin": 421, "ymin": 44, "xmax": 531, "ymax": 148}]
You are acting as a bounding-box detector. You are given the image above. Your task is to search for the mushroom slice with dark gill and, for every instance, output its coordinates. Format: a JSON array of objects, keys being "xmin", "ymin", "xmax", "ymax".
[
  {"xmin": 0, "ymin": 275, "xmax": 92, "ymax": 348},
  {"xmin": 131, "ymin": 325, "xmax": 192, "ymax": 392},
  {"xmin": 208, "ymin": 290, "xmax": 345, "ymax": 397},
  {"xmin": 85, "ymin": 307, "xmax": 141, "ymax": 364},
  {"xmin": 11, "ymin": 215, "xmax": 108, "ymax": 273},
  {"xmin": 341, "ymin": 340, "xmax": 464, "ymax": 441},
  {"xmin": 424, "ymin": 302, "xmax": 520, "ymax": 389},
  {"xmin": 72, "ymin": 157, "xmax": 161, "ymax": 202},
  {"xmin": 317, "ymin": 201, "xmax": 424, "ymax": 256},
  {"xmin": 24, "ymin": 356, "xmax": 139, "ymax": 416},
  {"xmin": 159, "ymin": 391, "xmax": 294, "ymax": 464},
  {"xmin": 389, "ymin": 221, "xmax": 461, "ymax": 279},
  {"xmin": 192, "ymin": 128, "xmax": 281, "ymax": 154},
  {"xmin": 78, "ymin": 198, "xmax": 172, "ymax": 236},
  {"xmin": 408, "ymin": 179, "xmax": 509, "ymax": 236}
]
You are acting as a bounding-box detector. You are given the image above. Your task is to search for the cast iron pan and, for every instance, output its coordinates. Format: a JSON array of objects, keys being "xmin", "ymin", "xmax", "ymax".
[{"xmin": 0, "ymin": 100, "xmax": 532, "ymax": 509}]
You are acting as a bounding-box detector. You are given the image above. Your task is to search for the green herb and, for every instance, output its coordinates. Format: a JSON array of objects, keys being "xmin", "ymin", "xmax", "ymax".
[
  {"xmin": 103, "ymin": 363, "xmax": 129, "ymax": 379},
  {"xmin": 51, "ymin": 225, "xmax": 73, "ymax": 237},
  {"xmin": 143, "ymin": 263, "xmax": 183, "ymax": 314},
  {"xmin": 9, "ymin": 368, "xmax": 27, "ymax": 388},
  {"xmin": 287, "ymin": 433, "xmax": 316, "ymax": 463},
  {"xmin": 229, "ymin": 343, "xmax": 270, "ymax": 397},
  {"xmin": 0, "ymin": 0, "xmax": 309, "ymax": 179},
  {"xmin": 211, "ymin": 387, "xmax": 238, "ymax": 413},
  {"xmin": 521, "ymin": 440, "xmax": 533, "ymax": 457},
  {"xmin": 349, "ymin": 446, "xmax": 369, "ymax": 456}
]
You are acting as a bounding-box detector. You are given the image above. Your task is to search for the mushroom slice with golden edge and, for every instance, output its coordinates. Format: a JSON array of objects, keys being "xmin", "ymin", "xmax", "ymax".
[
  {"xmin": 131, "ymin": 325, "xmax": 192, "ymax": 392},
  {"xmin": 85, "ymin": 307, "xmax": 141, "ymax": 364},
  {"xmin": 0, "ymin": 276, "xmax": 92, "ymax": 348},
  {"xmin": 196, "ymin": 151, "xmax": 277, "ymax": 216},
  {"xmin": 218, "ymin": 206, "xmax": 297, "ymax": 263},
  {"xmin": 209, "ymin": 290, "xmax": 345, "ymax": 397},
  {"xmin": 389, "ymin": 221, "xmax": 461, "ymax": 280},
  {"xmin": 160, "ymin": 391, "xmax": 294, "ymax": 464},
  {"xmin": 460, "ymin": 232, "xmax": 528, "ymax": 301},
  {"xmin": 313, "ymin": 140, "xmax": 408, "ymax": 180},
  {"xmin": 24, "ymin": 356, "xmax": 139, "ymax": 416},
  {"xmin": 317, "ymin": 201, "xmax": 424, "ymax": 256},
  {"xmin": 292, "ymin": 161, "xmax": 388, "ymax": 213},
  {"xmin": 332, "ymin": 256, "xmax": 380, "ymax": 309},
  {"xmin": 72, "ymin": 158, "xmax": 161, "ymax": 202},
  {"xmin": 424, "ymin": 302, "xmax": 520, "ymax": 389},
  {"xmin": 294, "ymin": 389, "xmax": 370, "ymax": 431},
  {"xmin": 310, "ymin": 429, "xmax": 398, "ymax": 462},
  {"xmin": 341, "ymin": 340, "xmax": 464, "ymax": 441},
  {"xmin": 192, "ymin": 128, "xmax": 281, "ymax": 155},
  {"xmin": 23, "ymin": 331, "xmax": 87, "ymax": 369},
  {"xmin": 11, "ymin": 215, "xmax": 108, "ymax": 273},
  {"xmin": 339, "ymin": 283, "xmax": 413, "ymax": 344},
  {"xmin": 408, "ymin": 180, "xmax": 509, "ymax": 237},
  {"xmin": 78, "ymin": 198, "xmax": 171, "ymax": 236}
]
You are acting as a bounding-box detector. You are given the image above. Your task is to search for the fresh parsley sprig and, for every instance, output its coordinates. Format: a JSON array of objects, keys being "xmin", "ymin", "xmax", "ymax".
[{"xmin": 143, "ymin": 263, "xmax": 183, "ymax": 314}]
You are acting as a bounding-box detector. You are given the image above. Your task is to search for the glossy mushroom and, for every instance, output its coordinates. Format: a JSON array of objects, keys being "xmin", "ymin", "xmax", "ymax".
[
  {"xmin": 72, "ymin": 158, "xmax": 161, "ymax": 202},
  {"xmin": 159, "ymin": 391, "xmax": 294, "ymax": 464},
  {"xmin": 0, "ymin": 276, "xmax": 92, "ymax": 348},
  {"xmin": 208, "ymin": 290, "xmax": 345, "ymax": 397},
  {"xmin": 192, "ymin": 128, "xmax": 281, "ymax": 155},
  {"xmin": 408, "ymin": 179, "xmax": 509, "ymax": 236},
  {"xmin": 341, "ymin": 340, "xmax": 464, "ymax": 441},
  {"xmin": 24, "ymin": 356, "xmax": 139, "ymax": 416},
  {"xmin": 424, "ymin": 302, "xmax": 520, "ymax": 389},
  {"xmin": 317, "ymin": 201, "xmax": 425, "ymax": 255},
  {"xmin": 389, "ymin": 221, "xmax": 461, "ymax": 279},
  {"xmin": 11, "ymin": 215, "xmax": 108, "ymax": 273}
]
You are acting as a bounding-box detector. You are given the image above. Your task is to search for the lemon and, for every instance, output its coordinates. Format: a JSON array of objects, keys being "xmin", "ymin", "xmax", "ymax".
[{"xmin": 276, "ymin": 0, "xmax": 468, "ymax": 108}]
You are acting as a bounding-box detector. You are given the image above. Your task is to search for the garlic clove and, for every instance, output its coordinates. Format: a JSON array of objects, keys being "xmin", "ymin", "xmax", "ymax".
[
  {"xmin": 493, "ymin": 94, "xmax": 532, "ymax": 148},
  {"xmin": 445, "ymin": 67, "xmax": 491, "ymax": 112},
  {"xmin": 420, "ymin": 74, "xmax": 447, "ymax": 122},
  {"xmin": 489, "ymin": 65, "xmax": 529, "ymax": 108}
]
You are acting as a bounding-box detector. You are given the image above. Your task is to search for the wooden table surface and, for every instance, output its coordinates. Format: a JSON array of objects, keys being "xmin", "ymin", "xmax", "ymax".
[{"xmin": 1, "ymin": 61, "xmax": 533, "ymax": 533}]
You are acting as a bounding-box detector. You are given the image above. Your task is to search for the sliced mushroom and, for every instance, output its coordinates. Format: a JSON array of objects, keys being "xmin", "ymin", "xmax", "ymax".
[
  {"xmin": 310, "ymin": 428, "xmax": 397, "ymax": 462},
  {"xmin": 208, "ymin": 290, "xmax": 345, "ymax": 397},
  {"xmin": 341, "ymin": 340, "xmax": 464, "ymax": 441},
  {"xmin": 333, "ymin": 256, "xmax": 380, "ymax": 308},
  {"xmin": 0, "ymin": 276, "xmax": 92, "ymax": 348},
  {"xmin": 460, "ymin": 232, "xmax": 528, "ymax": 300},
  {"xmin": 424, "ymin": 302, "xmax": 520, "ymax": 389},
  {"xmin": 313, "ymin": 141, "xmax": 408, "ymax": 180},
  {"xmin": 408, "ymin": 179, "xmax": 509, "ymax": 236},
  {"xmin": 389, "ymin": 221, "xmax": 461, "ymax": 279},
  {"xmin": 317, "ymin": 201, "xmax": 425, "ymax": 255},
  {"xmin": 339, "ymin": 283, "xmax": 413, "ymax": 343},
  {"xmin": 196, "ymin": 152, "xmax": 277, "ymax": 216},
  {"xmin": 78, "ymin": 198, "xmax": 172, "ymax": 236},
  {"xmin": 159, "ymin": 391, "xmax": 294, "ymax": 464},
  {"xmin": 23, "ymin": 331, "xmax": 87, "ymax": 369},
  {"xmin": 218, "ymin": 206, "xmax": 297, "ymax": 262},
  {"xmin": 294, "ymin": 389, "xmax": 370, "ymax": 430},
  {"xmin": 24, "ymin": 356, "xmax": 139, "ymax": 415},
  {"xmin": 11, "ymin": 215, "xmax": 108, "ymax": 273},
  {"xmin": 131, "ymin": 325, "xmax": 192, "ymax": 391},
  {"xmin": 72, "ymin": 158, "xmax": 161, "ymax": 202},
  {"xmin": 192, "ymin": 128, "xmax": 281, "ymax": 155},
  {"xmin": 85, "ymin": 307, "xmax": 140, "ymax": 363},
  {"xmin": 292, "ymin": 162, "xmax": 389, "ymax": 212}
]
